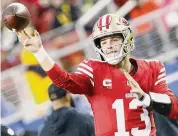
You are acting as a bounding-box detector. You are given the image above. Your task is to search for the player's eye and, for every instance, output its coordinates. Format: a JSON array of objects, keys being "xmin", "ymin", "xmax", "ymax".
[
  {"xmin": 101, "ymin": 41, "xmax": 107, "ymax": 45},
  {"xmin": 113, "ymin": 37, "xmax": 124, "ymax": 44},
  {"xmin": 113, "ymin": 38, "xmax": 119, "ymax": 42}
]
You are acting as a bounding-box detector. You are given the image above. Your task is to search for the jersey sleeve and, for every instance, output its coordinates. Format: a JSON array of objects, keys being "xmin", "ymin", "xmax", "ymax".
[
  {"xmin": 46, "ymin": 60, "xmax": 94, "ymax": 95},
  {"xmin": 153, "ymin": 61, "xmax": 178, "ymax": 119},
  {"xmin": 75, "ymin": 60, "xmax": 94, "ymax": 86}
]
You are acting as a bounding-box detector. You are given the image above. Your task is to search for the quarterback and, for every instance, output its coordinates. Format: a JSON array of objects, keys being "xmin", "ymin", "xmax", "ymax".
[{"xmin": 16, "ymin": 14, "xmax": 178, "ymax": 136}]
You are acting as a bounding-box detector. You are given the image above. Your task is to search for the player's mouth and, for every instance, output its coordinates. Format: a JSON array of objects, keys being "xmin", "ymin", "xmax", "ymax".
[{"xmin": 107, "ymin": 51, "xmax": 117, "ymax": 55}]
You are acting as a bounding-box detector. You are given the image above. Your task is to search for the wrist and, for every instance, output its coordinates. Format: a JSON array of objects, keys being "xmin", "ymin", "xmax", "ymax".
[
  {"xmin": 139, "ymin": 93, "xmax": 151, "ymax": 107},
  {"xmin": 33, "ymin": 46, "xmax": 46, "ymax": 62},
  {"xmin": 139, "ymin": 94, "xmax": 145, "ymax": 101},
  {"xmin": 33, "ymin": 46, "xmax": 54, "ymax": 65}
]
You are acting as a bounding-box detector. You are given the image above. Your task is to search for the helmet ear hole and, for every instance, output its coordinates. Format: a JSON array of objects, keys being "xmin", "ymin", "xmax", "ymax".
[
  {"xmin": 94, "ymin": 39, "xmax": 101, "ymax": 48},
  {"xmin": 94, "ymin": 39, "xmax": 105, "ymax": 61}
]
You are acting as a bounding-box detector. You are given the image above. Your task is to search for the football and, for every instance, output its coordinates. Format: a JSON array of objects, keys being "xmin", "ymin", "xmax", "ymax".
[{"xmin": 2, "ymin": 3, "xmax": 31, "ymax": 31}]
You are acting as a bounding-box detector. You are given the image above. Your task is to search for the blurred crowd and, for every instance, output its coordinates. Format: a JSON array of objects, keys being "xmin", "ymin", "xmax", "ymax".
[{"xmin": 1, "ymin": 0, "xmax": 178, "ymax": 136}]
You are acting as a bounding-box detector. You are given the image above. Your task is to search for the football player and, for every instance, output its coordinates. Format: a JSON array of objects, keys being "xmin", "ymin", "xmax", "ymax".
[{"xmin": 16, "ymin": 14, "xmax": 178, "ymax": 136}]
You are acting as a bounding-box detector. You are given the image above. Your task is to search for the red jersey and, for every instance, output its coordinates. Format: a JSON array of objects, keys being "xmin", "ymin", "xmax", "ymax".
[{"xmin": 46, "ymin": 58, "xmax": 178, "ymax": 136}]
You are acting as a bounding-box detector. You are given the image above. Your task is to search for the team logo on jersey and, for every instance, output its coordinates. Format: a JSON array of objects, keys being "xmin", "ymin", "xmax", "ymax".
[
  {"xmin": 125, "ymin": 92, "xmax": 137, "ymax": 98},
  {"xmin": 103, "ymin": 79, "xmax": 112, "ymax": 89}
]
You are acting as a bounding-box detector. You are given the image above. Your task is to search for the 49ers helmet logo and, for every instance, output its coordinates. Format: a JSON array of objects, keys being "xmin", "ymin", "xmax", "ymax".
[
  {"xmin": 97, "ymin": 15, "xmax": 112, "ymax": 31},
  {"xmin": 119, "ymin": 17, "xmax": 129, "ymax": 26}
]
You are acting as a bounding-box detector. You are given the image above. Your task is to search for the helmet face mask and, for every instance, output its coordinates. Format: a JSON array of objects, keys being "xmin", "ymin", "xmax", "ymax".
[{"xmin": 92, "ymin": 14, "xmax": 134, "ymax": 65}]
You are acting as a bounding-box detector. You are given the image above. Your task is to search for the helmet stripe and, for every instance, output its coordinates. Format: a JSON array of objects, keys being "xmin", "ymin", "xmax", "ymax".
[
  {"xmin": 98, "ymin": 17, "xmax": 103, "ymax": 31},
  {"xmin": 106, "ymin": 15, "xmax": 110, "ymax": 29}
]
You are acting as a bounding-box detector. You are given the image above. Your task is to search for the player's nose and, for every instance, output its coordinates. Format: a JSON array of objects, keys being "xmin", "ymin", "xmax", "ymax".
[{"xmin": 108, "ymin": 43, "xmax": 114, "ymax": 49}]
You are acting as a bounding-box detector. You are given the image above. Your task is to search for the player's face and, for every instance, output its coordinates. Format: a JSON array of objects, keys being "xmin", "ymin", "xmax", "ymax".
[{"xmin": 100, "ymin": 35, "xmax": 124, "ymax": 58}]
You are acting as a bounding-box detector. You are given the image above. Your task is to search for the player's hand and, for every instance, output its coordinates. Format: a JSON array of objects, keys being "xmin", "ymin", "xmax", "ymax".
[
  {"xmin": 124, "ymin": 72, "xmax": 145, "ymax": 99},
  {"xmin": 16, "ymin": 29, "xmax": 42, "ymax": 53}
]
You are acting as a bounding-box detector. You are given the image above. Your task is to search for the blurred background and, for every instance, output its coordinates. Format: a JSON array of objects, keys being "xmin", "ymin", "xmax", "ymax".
[{"xmin": 1, "ymin": 0, "xmax": 178, "ymax": 136}]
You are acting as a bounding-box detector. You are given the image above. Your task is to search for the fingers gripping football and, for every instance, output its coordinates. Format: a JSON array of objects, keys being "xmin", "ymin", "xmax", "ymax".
[{"xmin": 16, "ymin": 30, "xmax": 42, "ymax": 53}]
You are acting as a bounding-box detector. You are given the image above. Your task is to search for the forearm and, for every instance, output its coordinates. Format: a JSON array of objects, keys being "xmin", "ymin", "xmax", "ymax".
[
  {"xmin": 166, "ymin": 95, "xmax": 178, "ymax": 119},
  {"xmin": 32, "ymin": 46, "xmax": 68, "ymax": 88},
  {"xmin": 33, "ymin": 47, "xmax": 69, "ymax": 88},
  {"xmin": 148, "ymin": 93, "xmax": 172, "ymax": 116},
  {"xmin": 46, "ymin": 64, "xmax": 93, "ymax": 94},
  {"xmin": 140, "ymin": 92, "xmax": 178, "ymax": 119},
  {"xmin": 33, "ymin": 46, "xmax": 93, "ymax": 94}
]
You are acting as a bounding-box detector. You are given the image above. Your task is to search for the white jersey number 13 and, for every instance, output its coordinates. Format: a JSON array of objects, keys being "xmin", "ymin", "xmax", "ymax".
[{"xmin": 112, "ymin": 99, "xmax": 151, "ymax": 136}]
